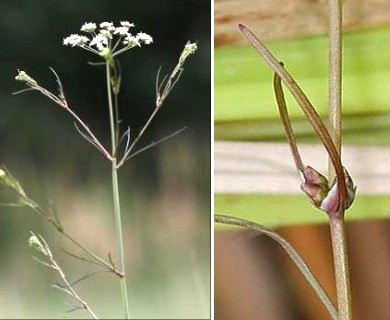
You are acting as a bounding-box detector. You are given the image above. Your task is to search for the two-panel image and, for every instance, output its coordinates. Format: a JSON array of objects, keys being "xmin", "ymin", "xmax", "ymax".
[{"xmin": 0, "ymin": 0, "xmax": 389, "ymax": 319}]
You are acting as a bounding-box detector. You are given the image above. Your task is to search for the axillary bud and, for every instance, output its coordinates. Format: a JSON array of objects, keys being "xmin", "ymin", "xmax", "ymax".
[{"xmin": 300, "ymin": 166, "xmax": 356, "ymax": 215}]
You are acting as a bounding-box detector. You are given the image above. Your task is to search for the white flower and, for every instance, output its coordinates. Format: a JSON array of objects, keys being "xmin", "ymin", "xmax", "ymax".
[
  {"xmin": 63, "ymin": 34, "xmax": 89, "ymax": 47},
  {"xmin": 120, "ymin": 21, "xmax": 134, "ymax": 28},
  {"xmin": 100, "ymin": 22, "xmax": 114, "ymax": 29},
  {"xmin": 63, "ymin": 21, "xmax": 154, "ymax": 57},
  {"xmin": 114, "ymin": 26, "xmax": 129, "ymax": 36},
  {"xmin": 100, "ymin": 22, "xmax": 115, "ymax": 32},
  {"xmin": 90, "ymin": 35, "xmax": 108, "ymax": 50},
  {"xmin": 123, "ymin": 34, "xmax": 140, "ymax": 47},
  {"xmin": 99, "ymin": 29, "xmax": 113, "ymax": 39},
  {"xmin": 81, "ymin": 22, "xmax": 97, "ymax": 33},
  {"xmin": 136, "ymin": 32, "xmax": 153, "ymax": 45}
]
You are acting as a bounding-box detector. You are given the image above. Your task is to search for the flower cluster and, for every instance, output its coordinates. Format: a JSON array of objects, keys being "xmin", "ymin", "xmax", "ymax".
[{"xmin": 63, "ymin": 21, "xmax": 153, "ymax": 58}]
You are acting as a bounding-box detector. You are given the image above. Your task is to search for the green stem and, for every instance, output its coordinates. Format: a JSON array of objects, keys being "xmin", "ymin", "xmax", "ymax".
[
  {"xmin": 328, "ymin": 1, "xmax": 352, "ymax": 319},
  {"xmin": 106, "ymin": 61, "xmax": 130, "ymax": 319}
]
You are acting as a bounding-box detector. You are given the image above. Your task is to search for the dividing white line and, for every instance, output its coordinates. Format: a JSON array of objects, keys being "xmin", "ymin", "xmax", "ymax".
[{"xmin": 215, "ymin": 141, "xmax": 390, "ymax": 195}]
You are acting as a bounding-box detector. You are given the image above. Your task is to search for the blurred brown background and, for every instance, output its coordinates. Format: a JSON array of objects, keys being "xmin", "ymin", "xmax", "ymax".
[
  {"xmin": 216, "ymin": 221, "xmax": 390, "ymax": 320},
  {"xmin": 215, "ymin": 0, "xmax": 390, "ymax": 319},
  {"xmin": 215, "ymin": 0, "xmax": 390, "ymax": 47}
]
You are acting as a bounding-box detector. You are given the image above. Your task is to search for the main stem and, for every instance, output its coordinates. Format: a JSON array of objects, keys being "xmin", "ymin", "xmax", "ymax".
[
  {"xmin": 328, "ymin": 1, "xmax": 352, "ymax": 319},
  {"xmin": 328, "ymin": 0, "xmax": 342, "ymax": 177},
  {"xmin": 329, "ymin": 215, "xmax": 352, "ymax": 320},
  {"xmin": 106, "ymin": 61, "xmax": 130, "ymax": 319}
]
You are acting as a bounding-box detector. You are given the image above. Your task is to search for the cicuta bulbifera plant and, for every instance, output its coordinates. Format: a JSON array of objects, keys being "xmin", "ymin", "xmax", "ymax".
[{"xmin": 8, "ymin": 20, "xmax": 197, "ymax": 319}]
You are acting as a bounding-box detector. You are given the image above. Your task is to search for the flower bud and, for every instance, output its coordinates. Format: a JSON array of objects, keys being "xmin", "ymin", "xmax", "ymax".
[
  {"xmin": 300, "ymin": 166, "xmax": 356, "ymax": 215},
  {"xmin": 29, "ymin": 234, "xmax": 49, "ymax": 256},
  {"xmin": 344, "ymin": 168, "xmax": 357, "ymax": 209},
  {"xmin": 15, "ymin": 70, "xmax": 38, "ymax": 87},
  {"xmin": 300, "ymin": 166, "xmax": 329, "ymax": 207}
]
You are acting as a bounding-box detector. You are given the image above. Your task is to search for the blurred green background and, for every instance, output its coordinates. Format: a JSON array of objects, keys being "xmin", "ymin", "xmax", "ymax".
[{"xmin": 0, "ymin": 1, "xmax": 210, "ymax": 319}]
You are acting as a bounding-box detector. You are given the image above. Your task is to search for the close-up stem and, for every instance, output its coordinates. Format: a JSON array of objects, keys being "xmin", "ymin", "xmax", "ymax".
[
  {"xmin": 329, "ymin": 215, "xmax": 352, "ymax": 320},
  {"xmin": 327, "ymin": 1, "xmax": 352, "ymax": 319}
]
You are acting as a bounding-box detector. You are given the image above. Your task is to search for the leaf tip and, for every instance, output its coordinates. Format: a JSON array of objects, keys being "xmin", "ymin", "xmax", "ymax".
[{"xmin": 237, "ymin": 24, "xmax": 246, "ymax": 32}]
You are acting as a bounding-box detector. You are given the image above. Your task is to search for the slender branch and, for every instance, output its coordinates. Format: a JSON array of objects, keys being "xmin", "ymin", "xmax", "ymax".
[
  {"xmin": 273, "ymin": 69, "xmax": 304, "ymax": 172},
  {"xmin": 73, "ymin": 122, "xmax": 112, "ymax": 159},
  {"xmin": 116, "ymin": 43, "xmax": 197, "ymax": 168},
  {"xmin": 13, "ymin": 70, "xmax": 112, "ymax": 162},
  {"xmin": 54, "ymin": 266, "xmax": 98, "ymax": 320},
  {"xmin": 215, "ymin": 214, "xmax": 338, "ymax": 320},
  {"xmin": 117, "ymin": 107, "xmax": 159, "ymax": 168},
  {"xmin": 0, "ymin": 167, "xmax": 122, "ymax": 277},
  {"xmin": 61, "ymin": 230, "xmax": 123, "ymax": 277},
  {"xmin": 62, "ymin": 247, "xmax": 107, "ymax": 268},
  {"xmin": 30, "ymin": 234, "xmax": 99, "ymax": 319},
  {"xmin": 19, "ymin": 192, "xmax": 124, "ymax": 277},
  {"xmin": 59, "ymin": 270, "xmax": 109, "ymax": 288},
  {"xmin": 66, "ymin": 107, "xmax": 112, "ymax": 161},
  {"xmin": 122, "ymin": 126, "xmax": 187, "ymax": 162}
]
